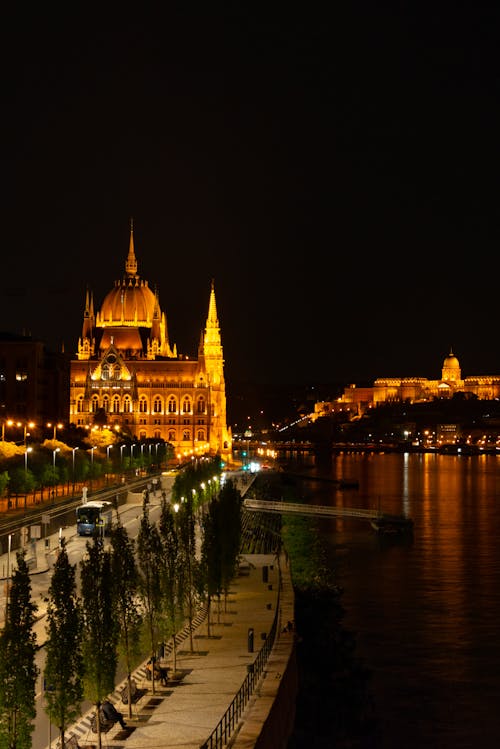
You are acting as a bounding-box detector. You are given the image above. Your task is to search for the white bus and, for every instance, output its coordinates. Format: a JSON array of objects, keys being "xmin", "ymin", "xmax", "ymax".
[{"xmin": 76, "ymin": 500, "xmax": 113, "ymax": 537}]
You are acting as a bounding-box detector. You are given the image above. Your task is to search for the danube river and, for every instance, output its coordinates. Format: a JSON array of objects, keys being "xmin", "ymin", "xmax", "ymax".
[{"xmin": 284, "ymin": 450, "xmax": 500, "ymax": 749}]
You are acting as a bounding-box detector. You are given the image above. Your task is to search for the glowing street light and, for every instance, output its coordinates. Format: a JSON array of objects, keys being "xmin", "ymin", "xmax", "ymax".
[
  {"xmin": 1, "ymin": 419, "xmax": 14, "ymax": 441},
  {"xmin": 52, "ymin": 448, "xmax": 60, "ymax": 499},
  {"xmin": 24, "ymin": 446, "xmax": 33, "ymax": 475},
  {"xmin": 48, "ymin": 422, "xmax": 63, "ymax": 440},
  {"xmin": 72, "ymin": 447, "xmax": 79, "ymax": 493},
  {"xmin": 120, "ymin": 444, "xmax": 125, "ymax": 464},
  {"xmin": 90, "ymin": 446, "xmax": 96, "ymax": 490}
]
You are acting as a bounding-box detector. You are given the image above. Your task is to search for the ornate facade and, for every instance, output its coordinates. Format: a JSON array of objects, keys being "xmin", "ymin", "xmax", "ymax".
[
  {"xmin": 314, "ymin": 349, "xmax": 500, "ymax": 419},
  {"xmin": 69, "ymin": 225, "xmax": 232, "ymax": 461}
]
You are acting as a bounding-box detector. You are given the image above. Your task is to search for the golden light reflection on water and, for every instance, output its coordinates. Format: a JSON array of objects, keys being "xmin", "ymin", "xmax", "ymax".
[{"xmin": 293, "ymin": 451, "xmax": 500, "ymax": 748}]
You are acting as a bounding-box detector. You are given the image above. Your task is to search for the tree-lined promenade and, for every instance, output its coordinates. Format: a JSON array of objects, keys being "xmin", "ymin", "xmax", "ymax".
[
  {"xmin": 0, "ymin": 432, "xmax": 171, "ymax": 515},
  {"xmin": 0, "ymin": 455, "xmax": 243, "ymax": 749}
]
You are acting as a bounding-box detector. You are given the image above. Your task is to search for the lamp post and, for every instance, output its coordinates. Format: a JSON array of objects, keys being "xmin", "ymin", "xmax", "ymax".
[
  {"xmin": 24, "ymin": 447, "xmax": 33, "ymax": 511},
  {"xmin": 48, "ymin": 422, "xmax": 63, "ymax": 440},
  {"xmin": 72, "ymin": 447, "xmax": 79, "ymax": 494},
  {"xmin": 105, "ymin": 444, "xmax": 113, "ymax": 484},
  {"xmin": 1, "ymin": 419, "xmax": 14, "ymax": 441},
  {"xmin": 90, "ymin": 446, "xmax": 96, "ymax": 489},
  {"xmin": 6, "ymin": 533, "xmax": 13, "ymax": 601},
  {"xmin": 52, "ymin": 448, "xmax": 60, "ymax": 500},
  {"xmin": 155, "ymin": 442, "xmax": 160, "ymax": 464},
  {"xmin": 120, "ymin": 444, "xmax": 125, "ymax": 466},
  {"xmin": 24, "ymin": 421, "xmax": 35, "ymax": 445},
  {"xmin": 24, "ymin": 446, "xmax": 32, "ymax": 475}
]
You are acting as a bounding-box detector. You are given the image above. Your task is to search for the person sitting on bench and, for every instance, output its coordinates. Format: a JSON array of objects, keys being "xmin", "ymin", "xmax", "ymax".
[{"xmin": 101, "ymin": 699, "xmax": 127, "ymax": 729}]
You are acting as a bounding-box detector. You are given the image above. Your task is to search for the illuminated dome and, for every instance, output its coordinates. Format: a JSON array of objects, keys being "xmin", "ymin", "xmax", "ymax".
[
  {"xmin": 441, "ymin": 348, "xmax": 461, "ymax": 382},
  {"xmin": 96, "ymin": 225, "xmax": 157, "ymax": 328},
  {"xmin": 99, "ymin": 279, "xmax": 156, "ymax": 326}
]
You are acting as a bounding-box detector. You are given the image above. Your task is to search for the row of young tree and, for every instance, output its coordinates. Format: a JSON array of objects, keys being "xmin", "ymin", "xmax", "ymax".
[{"xmin": 0, "ymin": 457, "xmax": 242, "ymax": 749}]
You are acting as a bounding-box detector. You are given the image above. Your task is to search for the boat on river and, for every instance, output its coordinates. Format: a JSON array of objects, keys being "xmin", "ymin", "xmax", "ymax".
[{"xmin": 370, "ymin": 514, "xmax": 414, "ymax": 534}]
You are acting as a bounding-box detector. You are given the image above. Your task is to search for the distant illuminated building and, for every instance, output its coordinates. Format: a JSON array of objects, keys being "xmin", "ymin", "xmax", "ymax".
[
  {"xmin": 69, "ymin": 223, "xmax": 232, "ymax": 462},
  {"xmin": 313, "ymin": 349, "xmax": 500, "ymax": 420}
]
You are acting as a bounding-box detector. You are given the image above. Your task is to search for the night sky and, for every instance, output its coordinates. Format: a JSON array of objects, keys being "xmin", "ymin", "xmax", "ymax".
[{"xmin": 2, "ymin": 6, "xmax": 499, "ymax": 388}]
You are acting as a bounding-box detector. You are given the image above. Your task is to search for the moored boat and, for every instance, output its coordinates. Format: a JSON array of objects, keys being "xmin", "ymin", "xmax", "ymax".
[{"xmin": 370, "ymin": 514, "xmax": 414, "ymax": 534}]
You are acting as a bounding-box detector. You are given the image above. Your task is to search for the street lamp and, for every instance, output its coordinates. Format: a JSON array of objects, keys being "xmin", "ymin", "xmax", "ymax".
[
  {"xmin": 52, "ymin": 448, "xmax": 60, "ymax": 500},
  {"xmin": 24, "ymin": 446, "xmax": 33, "ymax": 475},
  {"xmin": 106, "ymin": 444, "xmax": 112, "ymax": 461},
  {"xmin": 23, "ymin": 421, "xmax": 35, "ymax": 445},
  {"xmin": 24, "ymin": 447, "xmax": 33, "ymax": 511},
  {"xmin": 72, "ymin": 447, "xmax": 79, "ymax": 494},
  {"xmin": 120, "ymin": 444, "xmax": 125, "ymax": 464},
  {"xmin": 48, "ymin": 422, "xmax": 63, "ymax": 440},
  {"xmin": 155, "ymin": 442, "xmax": 160, "ymax": 462},
  {"xmin": 90, "ymin": 446, "xmax": 96, "ymax": 490},
  {"xmin": 1, "ymin": 419, "xmax": 14, "ymax": 441}
]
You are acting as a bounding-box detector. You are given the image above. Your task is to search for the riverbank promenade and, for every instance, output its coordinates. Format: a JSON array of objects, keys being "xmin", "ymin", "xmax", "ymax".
[{"xmin": 1, "ymin": 530, "xmax": 296, "ymax": 749}]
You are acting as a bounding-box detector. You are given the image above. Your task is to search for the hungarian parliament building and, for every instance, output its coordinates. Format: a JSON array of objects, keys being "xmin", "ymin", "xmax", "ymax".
[
  {"xmin": 69, "ymin": 224, "xmax": 232, "ymax": 462},
  {"xmin": 314, "ymin": 349, "xmax": 500, "ymax": 420}
]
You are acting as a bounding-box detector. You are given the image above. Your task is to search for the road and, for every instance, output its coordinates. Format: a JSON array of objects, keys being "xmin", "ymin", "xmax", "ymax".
[{"xmin": 29, "ymin": 478, "xmax": 172, "ymax": 749}]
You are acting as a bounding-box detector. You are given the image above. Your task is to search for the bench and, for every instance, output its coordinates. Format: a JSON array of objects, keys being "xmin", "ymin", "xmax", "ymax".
[
  {"xmin": 90, "ymin": 708, "xmax": 115, "ymax": 734},
  {"xmin": 120, "ymin": 677, "xmax": 139, "ymax": 704},
  {"xmin": 56, "ymin": 735, "xmax": 80, "ymax": 749}
]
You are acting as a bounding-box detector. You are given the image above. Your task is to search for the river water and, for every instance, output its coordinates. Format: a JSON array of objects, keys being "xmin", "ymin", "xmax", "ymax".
[{"xmin": 285, "ymin": 451, "xmax": 500, "ymax": 749}]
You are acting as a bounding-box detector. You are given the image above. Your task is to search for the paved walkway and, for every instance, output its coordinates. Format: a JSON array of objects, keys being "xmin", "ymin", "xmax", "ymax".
[
  {"xmin": 1, "ymin": 534, "xmax": 293, "ymax": 749},
  {"xmin": 48, "ymin": 553, "xmax": 291, "ymax": 749},
  {"xmin": 1, "ymin": 474, "xmax": 296, "ymax": 749}
]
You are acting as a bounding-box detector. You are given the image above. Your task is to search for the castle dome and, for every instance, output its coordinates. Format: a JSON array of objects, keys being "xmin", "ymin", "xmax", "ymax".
[{"xmin": 441, "ymin": 348, "xmax": 461, "ymax": 382}]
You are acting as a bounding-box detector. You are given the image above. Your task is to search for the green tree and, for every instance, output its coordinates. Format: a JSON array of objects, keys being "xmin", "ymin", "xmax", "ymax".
[
  {"xmin": 200, "ymin": 499, "xmax": 222, "ymax": 636},
  {"xmin": 0, "ymin": 549, "xmax": 39, "ymax": 749},
  {"xmin": 218, "ymin": 480, "xmax": 242, "ymax": 611},
  {"xmin": 137, "ymin": 502, "xmax": 163, "ymax": 694},
  {"xmin": 44, "ymin": 539, "xmax": 84, "ymax": 749},
  {"xmin": 110, "ymin": 521, "xmax": 142, "ymax": 720},
  {"xmin": 176, "ymin": 493, "xmax": 199, "ymax": 652},
  {"xmin": 158, "ymin": 500, "xmax": 184, "ymax": 675},
  {"xmin": 80, "ymin": 537, "xmax": 118, "ymax": 749}
]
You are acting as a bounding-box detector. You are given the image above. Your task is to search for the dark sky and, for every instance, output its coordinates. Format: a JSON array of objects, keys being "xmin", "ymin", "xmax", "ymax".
[{"xmin": 2, "ymin": 5, "xmax": 499, "ymax": 388}]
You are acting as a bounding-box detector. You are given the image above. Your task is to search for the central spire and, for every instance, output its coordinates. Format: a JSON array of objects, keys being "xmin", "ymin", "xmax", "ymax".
[{"xmin": 125, "ymin": 217, "xmax": 138, "ymax": 277}]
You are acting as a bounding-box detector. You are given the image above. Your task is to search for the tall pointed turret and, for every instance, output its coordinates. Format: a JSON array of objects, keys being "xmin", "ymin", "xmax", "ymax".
[{"xmin": 125, "ymin": 218, "xmax": 138, "ymax": 278}]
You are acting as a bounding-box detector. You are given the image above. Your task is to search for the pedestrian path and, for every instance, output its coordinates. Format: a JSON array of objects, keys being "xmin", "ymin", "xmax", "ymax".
[{"xmin": 47, "ymin": 553, "xmax": 291, "ymax": 749}]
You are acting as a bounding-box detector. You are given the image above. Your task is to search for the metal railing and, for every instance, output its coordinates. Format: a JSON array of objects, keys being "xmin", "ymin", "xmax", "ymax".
[{"xmin": 200, "ymin": 582, "xmax": 281, "ymax": 749}]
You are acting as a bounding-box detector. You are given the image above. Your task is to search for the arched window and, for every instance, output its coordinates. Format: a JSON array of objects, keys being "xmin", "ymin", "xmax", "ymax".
[
  {"xmin": 182, "ymin": 396, "xmax": 191, "ymax": 414},
  {"xmin": 168, "ymin": 429, "xmax": 176, "ymax": 442},
  {"xmin": 153, "ymin": 396, "xmax": 162, "ymax": 413},
  {"xmin": 123, "ymin": 396, "xmax": 131, "ymax": 413},
  {"xmin": 91, "ymin": 396, "xmax": 99, "ymax": 413},
  {"xmin": 168, "ymin": 396, "xmax": 176, "ymax": 413},
  {"xmin": 101, "ymin": 363, "xmax": 109, "ymax": 381},
  {"xmin": 102, "ymin": 395, "xmax": 110, "ymax": 412},
  {"xmin": 183, "ymin": 429, "xmax": 190, "ymax": 441},
  {"xmin": 77, "ymin": 396, "xmax": 84, "ymax": 413},
  {"xmin": 112, "ymin": 396, "xmax": 120, "ymax": 413},
  {"xmin": 113, "ymin": 364, "xmax": 121, "ymax": 379},
  {"xmin": 197, "ymin": 397, "xmax": 205, "ymax": 414},
  {"xmin": 197, "ymin": 429, "xmax": 205, "ymax": 441},
  {"xmin": 139, "ymin": 397, "xmax": 148, "ymax": 413}
]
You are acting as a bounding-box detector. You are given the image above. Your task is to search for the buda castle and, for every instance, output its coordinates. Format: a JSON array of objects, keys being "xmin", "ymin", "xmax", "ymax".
[{"xmin": 314, "ymin": 350, "xmax": 500, "ymax": 420}]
